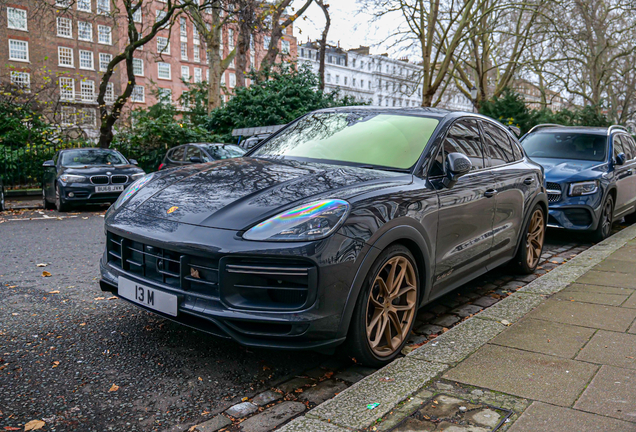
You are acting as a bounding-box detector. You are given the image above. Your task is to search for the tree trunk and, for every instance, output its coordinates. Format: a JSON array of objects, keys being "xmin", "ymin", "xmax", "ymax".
[
  {"xmin": 235, "ymin": 22, "xmax": 251, "ymax": 87},
  {"xmin": 206, "ymin": 5, "xmax": 223, "ymax": 112},
  {"xmin": 316, "ymin": 0, "xmax": 330, "ymax": 90}
]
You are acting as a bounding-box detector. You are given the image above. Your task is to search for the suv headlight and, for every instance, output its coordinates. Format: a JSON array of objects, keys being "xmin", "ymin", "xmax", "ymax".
[
  {"xmin": 243, "ymin": 199, "xmax": 350, "ymax": 241},
  {"xmin": 59, "ymin": 174, "xmax": 86, "ymax": 183},
  {"xmin": 569, "ymin": 180, "xmax": 599, "ymax": 196}
]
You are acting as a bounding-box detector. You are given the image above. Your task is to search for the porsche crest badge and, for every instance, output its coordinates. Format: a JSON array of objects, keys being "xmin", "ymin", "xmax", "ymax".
[{"xmin": 167, "ymin": 206, "xmax": 179, "ymax": 214}]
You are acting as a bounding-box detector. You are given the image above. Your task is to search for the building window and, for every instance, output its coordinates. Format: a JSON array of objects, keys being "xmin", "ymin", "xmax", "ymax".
[
  {"xmin": 263, "ymin": 36, "xmax": 270, "ymax": 49},
  {"xmin": 156, "ymin": 10, "xmax": 166, "ymax": 24},
  {"xmin": 193, "ymin": 45, "xmax": 200, "ymax": 62},
  {"xmin": 9, "ymin": 39, "xmax": 28, "ymax": 61},
  {"xmin": 58, "ymin": 46, "xmax": 74, "ymax": 67},
  {"xmin": 132, "ymin": 7, "xmax": 141, "ymax": 22},
  {"xmin": 97, "ymin": 0, "xmax": 110, "ymax": 14},
  {"xmin": 158, "ymin": 88, "xmax": 171, "ymax": 103},
  {"xmin": 157, "ymin": 36, "xmax": 170, "ymax": 54},
  {"xmin": 368, "ymin": 81, "xmax": 371, "ymax": 90},
  {"xmin": 360, "ymin": 79, "xmax": 363, "ymax": 88},
  {"xmin": 132, "ymin": 58, "xmax": 143, "ymax": 76},
  {"xmin": 193, "ymin": 26, "xmax": 199, "ymax": 43},
  {"xmin": 99, "ymin": 53, "xmax": 111, "ymax": 71},
  {"xmin": 180, "ymin": 17, "xmax": 187, "ymax": 38},
  {"xmin": 77, "ymin": 0, "xmax": 91, "ymax": 12},
  {"xmin": 352, "ymin": 58, "xmax": 356, "ymax": 67},
  {"xmin": 55, "ymin": 0, "xmax": 71, "ymax": 7},
  {"xmin": 10, "ymin": 71, "xmax": 30, "ymax": 91},
  {"xmin": 7, "ymin": 8, "xmax": 27, "ymax": 31},
  {"xmin": 344, "ymin": 76, "xmax": 348, "ymax": 86},
  {"xmin": 57, "ymin": 17, "xmax": 72, "ymax": 38},
  {"xmin": 228, "ymin": 29, "xmax": 235, "ymax": 49},
  {"xmin": 352, "ymin": 78, "xmax": 356, "ymax": 87},
  {"xmin": 78, "ymin": 21, "xmax": 92, "ymax": 41},
  {"xmin": 105, "ymin": 82, "xmax": 114, "ymax": 103},
  {"xmin": 229, "ymin": 72, "xmax": 236, "ymax": 88},
  {"xmin": 131, "ymin": 85, "xmax": 144, "ymax": 102},
  {"xmin": 181, "ymin": 65, "xmax": 189, "ymax": 80},
  {"xmin": 61, "ymin": 106, "xmax": 76, "ymax": 125},
  {"xmin": 59, "ymin": 77, "xmax": 75, "ymax": 100},
  {"xmin": 326, "ymin": 73, "xmax": 330, "ymax": 83},
  {"xmin": 194, "ymin": 67, "xmax": 202, "ymax": 83},
  {"xmin": 80, "ymin": 80, "xmax": 94, "ymax": 101},
  {"xmin": 361, "ymin": 61, "xmax": 364, "ymax": 69},
  {"xmin": 281, "ymin": 40, "xmax": 290, "ymax": 54},
  {"xmin": 335, "ymin": 75, "xmax": 339, "ymax": 84},
  {"xmin": 157, "ymin": 62, "xmax": 171, "ymax": 80},
  {"xmin": 79, "ymin": 108, "xmax": 97, "ymax": 126},
  {"xmin": 220, "ymin": 72, "xmax": 226, "ymax": 85},
  {"xmin": 300, "ymin": 48, "xmax": 304, "ymax": 58},
  {"xmin": 98, "ymin": 25, "xmax": 111, "ymax": 44},
  {"xmin": 79, "ymin": 50, "xmax": 93, "ymax": 69},
  {"xmin": 181, "ymin": 42, "xmax": 188, "ymax": 61}
]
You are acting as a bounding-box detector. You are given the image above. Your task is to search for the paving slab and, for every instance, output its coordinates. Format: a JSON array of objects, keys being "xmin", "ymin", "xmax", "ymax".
[
  {"xmin": 576, "ymin": 330, "xmax": 636, "ymax": 370},
  {"xmin": 298, "ymin": 380, "xmax": 348, "ymax": 405},
  {"xmin": 276, "ymin": 417, "xmax": 350, "ymax": 432},
  {"xmin": 526, "ymin": 299, "xmax": 636, "ymax": 332},
  {"xmin": 553, "ymin": 290, "xmax": 629, "ymax": 306},
  {"xmin": 309, "ymin": 358, "xmax": 446, "ymax": 430},
  {"xmin": 239, "ymin": 401, "xmax": 306, "ymax": 432},
  {"xmin": 592, "ymin": 258, "xmax": 635, "ymax": 272},
  {"xmin": 561, "ymin": 283, "xmax": 634, "ymax": 296},
  {"xmin": 275, "ymin": 377, "xmax": 314, "ymax": 393},
  {"xmin": 490, "ymin": 318, "xmax": 595, "ymax": 358},
  {"xmin": 449, "ymin": 304, "xmax": 483, "ymax": 318},
  {"xmin": 476, "ymin": 293, "xmax": 544, "ymax": 323},
  {"xmin": 472, "ymin": 296, "xmax": 499, "ymax": 308},
  {"xmin": 508, "ymin": 401, "xmax": 636, "ymax": 432},
  {"xmin": 432, "ymin": 314, "xmax": 462, "ymax": 327},
  {"xmin": 194, "ymin": 415, "xmax": 232, "ymax": 432},
  {"xmin": 574, "ymin": 365, "xmax": 636, "ymax": 422},
  {"xmin": 251, "ymin": 390, "xmax": 283, "ymax": 406},
  {"xmin": 622, "ymin": 291, "xmax": 636, "ymax": 309},
  {"xmin": 575, "ymin": 270, "xmax": 636, "ymax": 289},
  {"xmin": 443, "ymin": 344, "xmax": 599, "ymax": 407},
  {"xmin": 225, "ymin": 402, "xmax": 258, "ymax": 418},
  {"xmin": 408, "ymin": 318, "xmax": 505, "ymax": 365}
]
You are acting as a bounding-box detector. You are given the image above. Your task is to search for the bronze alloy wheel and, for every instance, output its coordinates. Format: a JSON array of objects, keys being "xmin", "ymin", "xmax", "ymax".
[
  {"xmin": 365, "ymin": 255, "xmax": 417, "ymax": 357},
  {"xmin": 526, "ymin": 209, "xmax": 545, "ymax": 268}
]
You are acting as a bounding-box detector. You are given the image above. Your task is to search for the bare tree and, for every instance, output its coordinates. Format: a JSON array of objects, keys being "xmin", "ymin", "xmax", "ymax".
[{"xmin": 315, "ymin": 0, "xmax": 330, "ymax": 90}]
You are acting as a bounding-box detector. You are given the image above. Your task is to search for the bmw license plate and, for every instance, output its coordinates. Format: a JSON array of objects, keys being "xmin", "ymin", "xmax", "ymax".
[
  {"xmin": 118, "ymin": 277, "xmax": 178, "ymax": 316},
  {"xmin": 95, "ymin": 185, "xmax": 124, "ymax": 193}
]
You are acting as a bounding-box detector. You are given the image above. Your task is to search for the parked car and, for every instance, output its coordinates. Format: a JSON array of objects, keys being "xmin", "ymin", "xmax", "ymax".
[
  {"xmin": 240, "ymin": 133, "xmax": 272, "ymax": 151},
  {"xmin": 43, "ymin": 148, "xmax": 146, "ymax": 212},
  {"xmin": 100, "ymin": 107, "xmax": 547, "ymax": 366},
  {"xmin": 0, "ymin": 177, "xmax": 5, "ymax": 211},
  {"xmin": 158, "ymin": 143, "xmax": 245, "ymax": 170},
  {"xmin": 521, "ymin": 124, "xmax": 635, "ymax": 241}
]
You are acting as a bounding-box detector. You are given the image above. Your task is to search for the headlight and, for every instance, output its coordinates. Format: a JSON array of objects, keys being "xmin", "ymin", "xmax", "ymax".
[
  {"xmin": 112, "ymin": 173, "xmax": 154, "ymax": 210},
  {"xmin": 59, "ymin": 174, "xmax": 86, "ymax": 183},
  {"xmin": 131, "ymin": 172, "xmax": 146, "ymax": 180},
  {"xmin": 243, "ymin": 199, "xmax": 350, "ymax": 241},
  {"xmin": 569, "ymin": 180, "xmax": 599, "ymax": 196}
]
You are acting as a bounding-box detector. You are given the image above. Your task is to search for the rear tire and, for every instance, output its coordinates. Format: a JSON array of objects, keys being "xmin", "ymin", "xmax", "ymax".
[
  {"xmin": 514, "ymin": 204, "xmax": 546, "ymax": 274},
  {"xmin": 0, "ymin": 186, "xmax": 5, "ymax": 211},
  {"xmin": 591, "ymin": 195, "xmax": 613, "ymax": 242},
  {"xmin": 342, "ymin": 245, "xmax": 420, "ymax": 367},
  {"xmin": 43, "ymin": 187, "xmax": 55, "ymax": 210}
]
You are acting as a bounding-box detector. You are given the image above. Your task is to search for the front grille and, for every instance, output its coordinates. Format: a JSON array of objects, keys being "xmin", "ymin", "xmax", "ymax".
[
  {"xmin": 91, "ymin": 175, "xmax": 109, "ymax": 185},
  {"xmin": 563, "ymin": 208, "xmax": 593, "ymax": 226},
  {"xmin": 546, "ymin": 182, "xmax": 562, "ymax": 203},
  {"xmin": 111, "ymin": 175, "xmax": 128, "ymax": 184},
  {"xmin": 106, "ymin": 232, "xmax": 220, "ymax": 298}
]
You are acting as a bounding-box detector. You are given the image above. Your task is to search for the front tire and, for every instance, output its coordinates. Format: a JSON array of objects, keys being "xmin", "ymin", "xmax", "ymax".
[
  {"xmin": 514, "ymin": 204, "xmax": 546, "ymax": 274},
  {"xmin": 592, "ymin": 195, "xmax": 613, "ymax": 242},
  {"xmin": 344, "ymin": 245, "xmax": 420, "ymax": 367},
  {"xmin": 0, "ymin": 186, "xmax": 5, "ymax": 211},
  {"xmin": 55, "ymin": 186, "xmax": 70, "ymax": 212}
]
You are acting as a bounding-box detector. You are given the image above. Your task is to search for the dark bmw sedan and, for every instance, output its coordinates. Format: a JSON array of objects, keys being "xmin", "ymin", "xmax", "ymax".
[
  {"xmin": 100, "ymin": 108, "xmax": 547, "ymax": 366},
  {"xmin": 43, "ymin": 148, "xmax": 146, "ymax": 212},
  {"xmin": 158, "ymin": 143, "xmax": 245, "ymax": 170}
]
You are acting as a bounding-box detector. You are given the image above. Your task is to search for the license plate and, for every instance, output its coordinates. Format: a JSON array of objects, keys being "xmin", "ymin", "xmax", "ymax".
[
  {"xmin": 118, "ymin": 277, "xmax": 178, "ymax": 316},
  {"xmin": 95, "ymin": 185, "xmax": 124, "ymax": 193}
]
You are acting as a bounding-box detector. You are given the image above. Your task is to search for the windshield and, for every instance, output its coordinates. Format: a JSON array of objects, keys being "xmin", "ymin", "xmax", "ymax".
[
  {"xmin": 522, "ymin": 132, "xmax": 607, "ymax": 162},
  {"xmin": 201, "ymin": 144, "xmax": 245, "ymax": 160},
  {"xmin": 251, "ymin": 112, "xmax": 440, "ymax": 170},
  {"xmin": 61, "ymin": 149, "xmax": 128, "ymax": 167}
]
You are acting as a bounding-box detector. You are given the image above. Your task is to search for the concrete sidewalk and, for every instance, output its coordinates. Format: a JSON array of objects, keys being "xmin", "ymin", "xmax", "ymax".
[{"xmin": 278, "ymin": 225, "xmax": 636, "ymax": 432}]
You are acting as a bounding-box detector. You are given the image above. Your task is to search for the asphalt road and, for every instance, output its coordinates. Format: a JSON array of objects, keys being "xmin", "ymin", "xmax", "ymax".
[
  {"xmin": 0, "ymin": 208, "xmax": 327, "ymax": 432},
  {"xmin": 0, "ymin": 206, "xmax": 604, "ymax": 432}
]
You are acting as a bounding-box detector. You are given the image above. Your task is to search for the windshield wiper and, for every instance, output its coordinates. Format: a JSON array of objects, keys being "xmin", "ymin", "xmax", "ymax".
[{"xmin": 357, "ymin": 165, "xmax": 410, "ymax": 173}]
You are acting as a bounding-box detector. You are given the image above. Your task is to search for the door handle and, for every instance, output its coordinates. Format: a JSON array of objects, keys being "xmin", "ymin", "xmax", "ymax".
[
  {"xmin": 524, "ymin": 177, "xmax": 535, "ymax": 185},
  {"xmin": 484, "ymin": 189, "xmax": 498, "ymax": 198}
]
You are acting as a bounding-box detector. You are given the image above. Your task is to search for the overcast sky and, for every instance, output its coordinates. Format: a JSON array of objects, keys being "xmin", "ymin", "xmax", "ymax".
[{"xmin": 290, "ymin": 0, "xmax": 413, "ymax": 58}]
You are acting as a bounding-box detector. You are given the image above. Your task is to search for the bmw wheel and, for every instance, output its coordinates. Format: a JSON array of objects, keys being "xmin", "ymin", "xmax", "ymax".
[
  {"xmin": 55, "ymin": 186, "xmax": 70, "ymax": 212},
  {"xmin": 345, "ymin": 245, "xmax": 419, "ymax": 366},
  {"xmin": 0, "ymin": 186, "xmax": 5, "ymax": 212}
]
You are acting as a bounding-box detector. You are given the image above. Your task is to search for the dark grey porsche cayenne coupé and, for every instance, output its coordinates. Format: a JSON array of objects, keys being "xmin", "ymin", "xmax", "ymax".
[{"xmin": 100, "ymin": 108, "xmax": 548, "ymax": 365}]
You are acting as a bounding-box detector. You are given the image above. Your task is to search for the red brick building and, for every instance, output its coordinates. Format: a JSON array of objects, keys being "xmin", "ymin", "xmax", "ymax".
[{"xmin": 0, "ymin": 0, "xmax": 298, "ymax": 136}]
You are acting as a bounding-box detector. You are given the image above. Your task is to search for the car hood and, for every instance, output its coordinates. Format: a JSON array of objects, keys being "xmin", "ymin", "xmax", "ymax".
[
  {"xmin": 62, "ymin": 165, "xmax": 143, "ymax": 175},
  {"xmin": 129, "ymin": 157, "xmax": 412, "ymax": 230},
  {"xmin": 531, "ymin": 157, "xmax": 607, "ymax": 183}
]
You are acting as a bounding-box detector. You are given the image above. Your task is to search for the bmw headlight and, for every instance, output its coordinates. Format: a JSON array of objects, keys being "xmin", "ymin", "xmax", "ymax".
[
  {"xmin": 568, "ymin": 180, "xmax": 599, "ymax": 197},
  {"xmin": 59, "ymin": 174, "xmax": 86, "ymax": 183},
  {"xmin": 243, "ymin": 199, "xmax": 350, "ymax": 241},
  {"xmin": 131, "ymin": 172, "xmax": 146, "ymax": 180},
  {"xmin": 112, "ymin": 173, "xmax": 154, "ymax": 210}
]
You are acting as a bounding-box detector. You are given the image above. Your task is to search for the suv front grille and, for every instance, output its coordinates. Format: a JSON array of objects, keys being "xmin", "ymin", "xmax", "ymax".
[
  {"xmin": 546, "ymin": 182, "xmax": 562, "ymax": 203},
  {"xmin": 91, "ymin": 175, "xmax": 109, "ymax": 185}
]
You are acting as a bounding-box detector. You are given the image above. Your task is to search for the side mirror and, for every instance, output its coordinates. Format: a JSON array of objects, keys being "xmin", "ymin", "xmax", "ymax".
[
  {"xmin": 189, "ymin": 156, "xmax": 203, "ymax": 164},
  {"xmin": 42, "ymin": 160, "xmax": 55, "ymax": 168},
  {"xmin": 443, "ymin": 152, "xmax": 472, "ymax": 188},
  {"xmin": 129, "ymin": 159, "xmax": 138, "ymax": 165},
  {"xmin": 616, "ymin": 153, "xmax": 627, "ymax": 166}
]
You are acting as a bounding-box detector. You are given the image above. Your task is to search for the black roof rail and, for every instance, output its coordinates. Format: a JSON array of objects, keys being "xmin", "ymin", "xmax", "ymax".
[
  {"xmin": 607, "ymin": 125, "xmax": 628, "ymax": 136},
  {"xmin": 526, "ymin": 123, "xmax": 565, "ymax": 134}
]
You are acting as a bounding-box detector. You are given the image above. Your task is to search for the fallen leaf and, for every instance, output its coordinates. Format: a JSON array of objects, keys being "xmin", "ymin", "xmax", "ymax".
[
  {"xmin": 107, "ymin": 296, "xmax": 117, "ymax": 300},
  {"xmin": 198, "ymin": 377, "xmax": 203, "ymax": 381},
  {"xmin": 36, "ymin": 263, "xmax": 47, "ymax": 267},
  {"xmin": 48, "ymin": 290, "xmax": 60, "ymax": 294},
  {"xmin": 4, "ymin": 427, "xmax": 21, "ymax": 431},
  {"xmin": 109, "ymin": 384, "xmax": 119, "ymax": 392},
  {"xmin": 24, "ymin": 420, "xmax": 45, "ymax": 431},
  {"xmin": 241, "ymin": 397, "xmax": 248, "ymax": 402},
  {"xmin": 52, "ymin": 361, "xmax": 60, "ymax": 368},
  {"xmin": 42, "ymin": 271, "xmax": 52, "ymax": 277},
  {"xmin": 94, "ymin": 297, "xmax": 105, "ymax": 301}
]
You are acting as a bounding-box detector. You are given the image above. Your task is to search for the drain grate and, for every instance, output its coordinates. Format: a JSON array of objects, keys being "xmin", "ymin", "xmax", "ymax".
[{"xmin": 390, "ymin": 394, "xmax": 513, "ymax": 431}]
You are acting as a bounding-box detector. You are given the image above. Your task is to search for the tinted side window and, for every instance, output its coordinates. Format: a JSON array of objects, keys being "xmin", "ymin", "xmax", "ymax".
[
  {"xmin": 170, "ymin": 146, "xmax": 185, "ymax": 162},
  {"xmin": 442, "ymin": 119, "xmax": 484, "ymax": 170},
  {"xmin": 613, "ymin": 135, "xmax": 625, "ymax": 159},
  {"xmin": 618, "ymin": 135, "xmax": 634, "ymax": 160},
  {"xmin": 625, "ymin": 136, "xmax": 636, "ymax": 160},
  {"xmin": 186, "ymin": 146, "xmax": 203, "ymax": 161},
  {"xmin": 482, "ymin": 122, "xmax": 514, "ymax": 166},
  {"xmin": 510, "ymin": 136, "xmax": 524, "ymax": 161}
]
